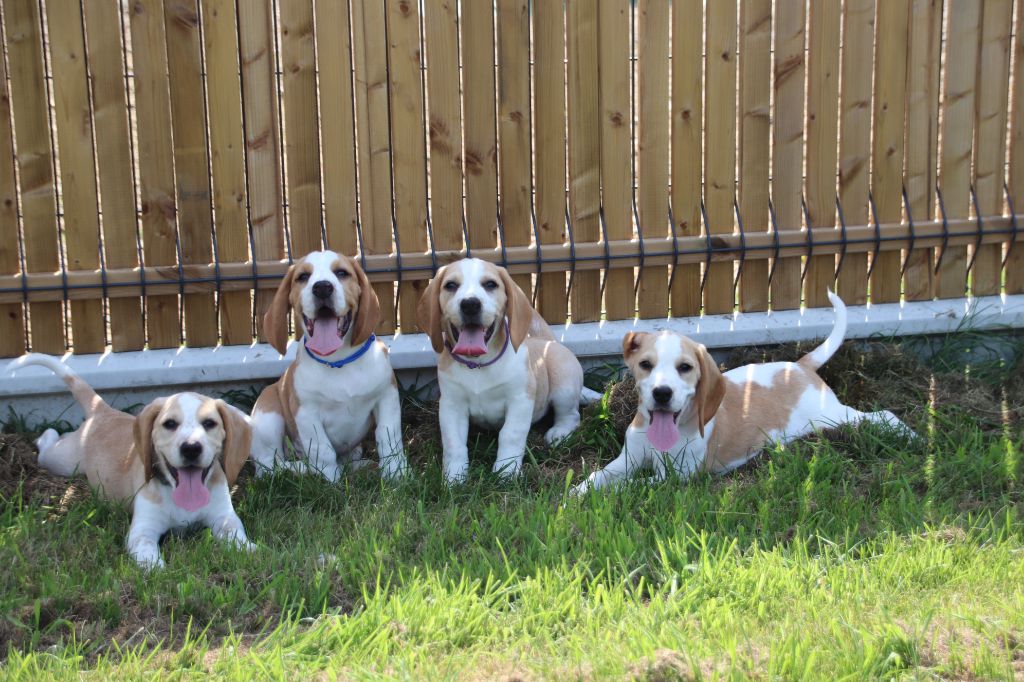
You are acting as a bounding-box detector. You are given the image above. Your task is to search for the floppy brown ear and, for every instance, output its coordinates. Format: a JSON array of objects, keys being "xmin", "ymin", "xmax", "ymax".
[
  {"xmin": 415, "ymin": 267, "xmax": 446, "ymax": 353},
  {"xmin": 216, "ymin": 400, "xmax": 252, "ymax": 485},
  {"xmin": 497, "ymin": 266, "xmax": 533, "ymax": 351},
  {"xmin": 622, "ymin": 332, "xmax": 647, "ymax": 361},
  {"xmin": 264, "ymin": 265, "xmax": 295, "ymax": 355},
  {"xmin": 133, "ymin": 398, "xmax": 166, "ymax": 483},
  {"xmin": 695, "ymin": 344, "xmax": 726, "ymax": 438},
  {"xmin": 349, "ymin": 260, "xmax": 381, "ymax": 345}
]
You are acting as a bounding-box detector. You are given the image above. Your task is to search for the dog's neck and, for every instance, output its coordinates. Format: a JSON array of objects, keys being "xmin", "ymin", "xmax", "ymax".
[
  {"xmin": 300, "ymin": 324, "xmax": 355, "ymax": 363},
  {"xmin": 447, "ymin": 319, "xmax": 512, "ymax": 369}
]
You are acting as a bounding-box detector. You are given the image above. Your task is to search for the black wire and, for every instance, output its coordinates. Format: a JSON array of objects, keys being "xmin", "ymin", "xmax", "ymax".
[
  {"xmin": 900, "ymin": 186, "xmax": 915, "ymax": 277},
  {"xmin": 865, "ymin": 191, "xmax": 881, "ymax": 282},
  {"xmin": 934, "ymin": 183, "xmax": 949, "ymax": 275},
  {"xmin": 1004, "ymin": 182, "xmax": 1019, "ymax": 270}
]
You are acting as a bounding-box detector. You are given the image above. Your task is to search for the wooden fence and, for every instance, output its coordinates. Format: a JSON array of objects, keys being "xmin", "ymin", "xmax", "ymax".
[{"xmin": 0, "ymin": 0, "xmax": 1022, "ymax": 357}]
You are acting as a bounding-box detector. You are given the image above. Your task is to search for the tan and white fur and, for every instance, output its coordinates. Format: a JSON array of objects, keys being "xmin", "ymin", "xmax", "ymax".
[
  {"xmin": 250, "ymin": 250, "xmax": 407, "ymax": 482},
  {"xmin": 7, "ymin": 354, "xmax": 253, "ymax": 568},
  {"xmin": 573, "ymin": 291, "xmax": 915, "ymax": 493},
  {"xmin": 417, "ymin": 258, "xmax": 586, "ymax": 482}
]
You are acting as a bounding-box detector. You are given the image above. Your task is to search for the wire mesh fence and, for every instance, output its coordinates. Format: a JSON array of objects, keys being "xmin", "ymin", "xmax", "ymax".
[{"xmin": 0, "ymin": 0, "xmax": 1021, "ymax": 358}]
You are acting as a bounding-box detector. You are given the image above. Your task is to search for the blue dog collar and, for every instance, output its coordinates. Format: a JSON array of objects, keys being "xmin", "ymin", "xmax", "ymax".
[{"xmin": 303, "ymin": 334, "xmax": 376, "ymax": 368}]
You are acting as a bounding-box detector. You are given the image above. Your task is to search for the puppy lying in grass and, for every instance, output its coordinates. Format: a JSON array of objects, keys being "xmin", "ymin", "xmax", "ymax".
[
  {"xmin": 8, "ymin": 354, "xmax": 253, "ymax": 568},
  {"xmin": 574, "ymin": 291, "xmax": 916, "ymax": 493}
]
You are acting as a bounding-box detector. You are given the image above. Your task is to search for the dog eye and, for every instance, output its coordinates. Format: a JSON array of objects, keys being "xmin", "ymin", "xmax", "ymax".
[
  {"xmin": 201, "ymin": 419, "xmax": 218, "ymax": 430},
  {"xmin": 677, "ymin": 363, "xmax": 693, "ymax": 374},
  {"xmin": 638, "ymin": 360, "xmax": 653, "ymax": 371},
  {"xmin": 482, "ymin": 279, "xmax": 499, "ymax": 291},
  {"xmin": 162, "ymin": 419, "xmax": 179, "ymax": 430},
  {"xmin": 296, "ymin": 272, "xmax": 311, "ymax": 283},
  {"xmin": 443, "ymin": 281, "xmax": 459, "ymax": 292},
  {"xmin": 334, "ymin": 269, "xmax": 349, "ymax": 280}
]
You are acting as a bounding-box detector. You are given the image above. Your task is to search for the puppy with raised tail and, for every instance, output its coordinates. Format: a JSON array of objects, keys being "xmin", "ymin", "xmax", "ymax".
[
  {"xmin": 250, "ymin": 250, "xmax": 407, "ymax": 482},
  {"xmin": 417, "ymin": 258, "xmax": 587, "ymax": 482},
  {"xmin": 573, "ymin": 291, "xmax": 915, "ymax": 493},
  {"xmin": 7, "ymin": 354, "xmax": 253, "ymax": 568}
]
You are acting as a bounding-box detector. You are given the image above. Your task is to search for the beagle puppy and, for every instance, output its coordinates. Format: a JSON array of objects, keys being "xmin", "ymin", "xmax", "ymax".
[
  {"xmin": 250, "ymin": 250, "xmax": 407, "ymax": 482},
  {"xmin": 417, "ymin": 258, "xmax": 585, "ymax": 482},
  {"xmin": 574, "ymin": 291, "xmax": 915, "ymax": 493},
  {"xmin": 8, "ymin": 354, "xmax": 253, "ymax": 569}
]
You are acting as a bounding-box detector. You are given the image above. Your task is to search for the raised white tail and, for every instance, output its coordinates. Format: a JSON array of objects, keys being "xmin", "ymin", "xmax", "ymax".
[
  {"xmin": 7, "ymin": 353, "xmax": 105, "ymax": 417},
  {"xmin": 799, "ymin": 290, "xmax": 848, "ymax": 371}
]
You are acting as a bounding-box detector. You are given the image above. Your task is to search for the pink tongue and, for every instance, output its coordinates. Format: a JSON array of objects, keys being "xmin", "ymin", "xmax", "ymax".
[
  {"xmin": 647, "ymin": 410, "xmax": 680, "ymax": 452},
  {"xmin": 452, "ymin": 328, "xmax": 488, "ymax": 356},
  {"xmin": 307, "ymin": 317, "xmax": 343, "ymax": 356},
  {"xmin": 171, "ymin": 468, "xmax": 210, "ymax": 512}
]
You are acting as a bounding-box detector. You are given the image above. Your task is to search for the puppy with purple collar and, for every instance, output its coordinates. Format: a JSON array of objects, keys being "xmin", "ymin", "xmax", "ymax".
[
  {"xmin": 250, "ymin": 250, "xmax": 407, "ymax": 482},
  {"xmin": 417, "ymin": 258, "xmax": 587, "ymax": 482}
]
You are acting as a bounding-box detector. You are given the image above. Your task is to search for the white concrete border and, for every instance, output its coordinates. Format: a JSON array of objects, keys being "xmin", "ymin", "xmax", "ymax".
[{"xmin": 3, "ymin": 295, "xmax": 1022, "ymax": 419}]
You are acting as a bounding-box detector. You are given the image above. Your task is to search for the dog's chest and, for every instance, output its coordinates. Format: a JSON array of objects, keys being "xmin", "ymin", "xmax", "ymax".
[
  {"xmin": 293, "ymin": 350, "xmax": 389, "ymax": 440},
  {"xmin": 443, "ymin": 352, "xmax": 530, "ymax": 428}
]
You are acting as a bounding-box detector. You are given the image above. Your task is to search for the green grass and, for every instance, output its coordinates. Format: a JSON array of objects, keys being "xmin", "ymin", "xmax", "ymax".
[{"xmin": 1, "ymin": 337, "xmax": 1023, "ymax": 680}]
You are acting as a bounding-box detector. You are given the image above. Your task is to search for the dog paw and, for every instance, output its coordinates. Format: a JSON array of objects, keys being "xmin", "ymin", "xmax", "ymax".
[
  {"xmin": 544, "ymin": 424, "xmax": 576, "ymax": 445},
  {"xmin": 34, "ymin": 428, "xmax": 59, "ymax": 453}
]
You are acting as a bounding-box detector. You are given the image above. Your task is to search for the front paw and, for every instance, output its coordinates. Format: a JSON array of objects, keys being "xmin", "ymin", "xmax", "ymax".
[
  {"xmin": 569, "ymin": 480, "xmax": 590, "ymax": 497},
  {"xmin": 443, "ymin": 463, "xmax": 469, "ymax": 484},
  {"xmin": 544, "ymin": 424, "xmax": 576, "ymax": 445},
  {"xmin": 491, "ymin": 459, "xmax": 522, "ymax": 479},
  {"xmin": 134, "ymin": 553, "xmax": 165, "ymax": 570},
  {"xmin": 236, "ymin": 539, "xmax": 257, "ymax": 553},
  {"xmin": 380, "ymin": 456, "xmax": 409, "ymax": 481}
]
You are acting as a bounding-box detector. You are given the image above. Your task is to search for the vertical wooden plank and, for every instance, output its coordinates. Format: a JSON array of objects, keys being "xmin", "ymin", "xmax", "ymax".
[
  {"xmin": 903, "ymin": 0, "xmax": 942, "ymax": 301},
  {"xmin": 351, "ymin": 0, "xmax": 396, "ymax": 332},
  {"xmin": 164, "ymin": 0, "xmax": 216, "ymax": 347},
  {"xmin": 704, "ymin": 0, "xmax": 738, "ymax": 314},
  {"xmin": 279, "ymin": 0, "xmax": 322, "ymax": 257},
  {"xmin": 535, "ymin": 0, "xmax": 567, "ymax": 320},
  {"xmin": 462, "ymin": 0, "xmax": 498, "ymax": 248},
  {"xmin": 836, "ymin": 0, "xmax": 872, "ymax": 305},
  {"xmin": 0, "ymin": 8, "xmax": 23, "ymax": 356},
  {"xmin": 238, "ymin": 1, "xmax": 284, "ymax": 342},
  {"xmin": 973, "ymin": 0, "xmax": 1013, "ymax": 297},
  {"xmin": 496, "ymin": 0, "xmax": 532, "ymax": 298},
  {"xmin": 1010, "ymin": 0, "xmax": 1024, "ymax": 295},
  {"xmin": 566, "ymin": 0, "xmax": 600, "ymax": 322},
  {"xmin": 237, "ymin": 2, "xmax": 284, "ymax": 341},
  {"xmin": 83, "ymin": 0, "xmax": 143, "ymax": 351},
  {"xmin": 424, "ymin": 0, "xmax": 463, "ymax": 253},
  {"xmin": 636, "ymin": 0, "xmax": 670, "ymax": 319},
  {"xmin": 202, "ymin": 0, "xmax": 252, "ymax": 346},
  {"xmin": 131, "ymin": 0, "xmax": 180, "ymax": 348},
  {"xmin": 803, "ymin": 0, "xmax": 840, "ymax": 309},
  {"xmin": 47, "ymin": 0, "xmax": 103, "ymax": 353},
  {"xmin": 737, "ymin": 0, "xmax": 771, "ymax": 313},
  {"xmin": 600, "ymin": 0, "xmax": 633, "ymax": 320},
  {"xmin": 670, "ymin": 0, "xmax": 702, "ymax": 317},
  {"xmin": 5, "ymin": 0, "xmax": 64, "ymax": 353},
  {"xmin": 869, "ymin": 0, "xmax": 909, "ymax": 303},
  {"xmin": 385, "ymin": 0, "xmax": 428, "ymax": 331},
  {"xmin": 770, "ymin": 0, "xmax": 805, "ymax": 310},
  {"xmin": 316, "ymin": 0, "xmax": 358, "ymax": 255},
  {"xmin": 937, "ymin": 1, "xmax": 980, "ymax": 299}
]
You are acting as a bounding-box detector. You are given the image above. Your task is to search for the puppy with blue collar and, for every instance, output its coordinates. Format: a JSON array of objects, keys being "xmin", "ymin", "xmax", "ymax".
[{"xmin": 250, "ymin": 250, "xmax": 407, "ymax": 482}]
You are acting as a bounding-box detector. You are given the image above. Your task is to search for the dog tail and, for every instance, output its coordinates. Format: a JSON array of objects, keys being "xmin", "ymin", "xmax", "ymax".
[
  {"xmin": 7, "ymin": 353, "xmax": 106, "ymax": 417},
  {"xmin": 580, "ymin": 386, "xmax": 603, "ymax": 405},
  {"xmin": 799, "ymin": 289, "xmax": 847, "ymax": 371}
]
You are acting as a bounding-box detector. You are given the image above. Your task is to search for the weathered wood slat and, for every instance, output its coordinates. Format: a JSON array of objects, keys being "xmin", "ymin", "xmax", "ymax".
[
  {"xmin": 670, "ymin": 0, "xmax": 703, "ymax": 318},
  {"xmin": 737, "ymin": 0, "xmax": 771, "ymax": 312},
  {"xmin": 5, "ymin": 0, "xmax": 65, "ymax": 353},
  {"xmin": 535, "ymin": 0, "xmax": 568, "ymax": 321},
  {"xmin": 202, "ymin": 0, "xmax": 252, "ymax": 345},
  {"xmin": 704, "ymin": 0, "xmax": 738, "ymax": 314}
]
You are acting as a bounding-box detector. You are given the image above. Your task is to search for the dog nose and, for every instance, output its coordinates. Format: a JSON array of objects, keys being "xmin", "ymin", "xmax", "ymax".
[
  {"xmin": 652, "ymin": 386, "xmax": 673, "ymax": 405},
  {"xmin": 311, "ymin": 280, "xmax": 334, "ymax": 300},
  {"xmin": 179, "ymin": 441, "xmax": 202, "ymax": 462},
  {"xmin": 460, "ymin": 297, "xmax": 482, "ymax": 316}
]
